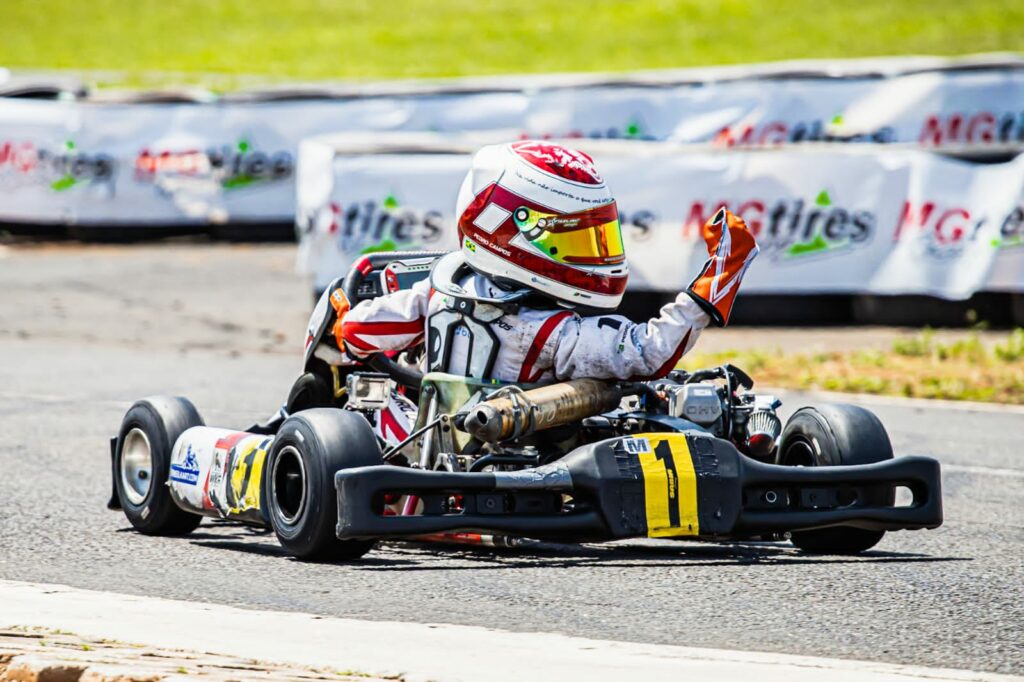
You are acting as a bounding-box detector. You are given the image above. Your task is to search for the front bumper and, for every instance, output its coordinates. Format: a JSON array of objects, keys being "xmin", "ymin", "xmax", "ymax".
[{"xmin": 335, "ymin": 432, "xmax": 942, "ymax": 542}]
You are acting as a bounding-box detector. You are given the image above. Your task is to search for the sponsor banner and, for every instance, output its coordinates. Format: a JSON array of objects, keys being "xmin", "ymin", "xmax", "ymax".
[
  {"xmin": 0, "ymin": 99, "xmax": 369, "ymax": 225},
  {"xmin": 986, "ymin": 200, "xmax": 1024, "ymax": 292},
  {"xmin": 296, "ymin": 135, "xmax": 1024, "ymax": 298},
  {"xmin": 1, "ymin": 55, "xmax": 1022, "ymax": 226}
]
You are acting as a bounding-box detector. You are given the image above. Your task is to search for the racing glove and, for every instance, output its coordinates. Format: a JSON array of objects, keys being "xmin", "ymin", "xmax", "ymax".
[
  {"xmin": 303, "ymin": 282, "xmax": 358, "ymax": 367},
  {"xmin": 328, "ymin": 287, "xmax": 351, "ymax": 355},
  {"xmin": 687, "ymin": 207, "xmax": 759, "ymax": 326}
]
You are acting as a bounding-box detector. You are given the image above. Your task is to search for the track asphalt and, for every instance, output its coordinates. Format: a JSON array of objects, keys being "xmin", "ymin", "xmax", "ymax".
[{"xmin": 0, "ymin": 243, "xmax": 1020, "ymax": 674}]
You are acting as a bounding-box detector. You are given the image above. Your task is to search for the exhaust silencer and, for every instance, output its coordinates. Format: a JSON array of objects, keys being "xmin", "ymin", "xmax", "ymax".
[{"xmin": 462, "ymin": 379, "xmax": 622, "ymax": 442}]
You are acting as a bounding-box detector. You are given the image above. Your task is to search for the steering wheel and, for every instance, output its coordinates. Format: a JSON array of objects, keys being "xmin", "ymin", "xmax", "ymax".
[{"xmin": 341, "ymin": 252, "xmax": 440, "ymax": 389}]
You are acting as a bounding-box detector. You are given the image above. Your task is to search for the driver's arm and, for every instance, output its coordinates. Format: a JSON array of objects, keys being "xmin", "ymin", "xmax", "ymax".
[
  {"xmin": 552, "ymin": 207, "xmax": 757, "ymax": 381},
  {"xmin": 334, "ymin": 278, "xmax": 432, "ymax": 359},
  {"xmin": 551, "ymin": 294, "xmax": 710, "ymax": 381}
]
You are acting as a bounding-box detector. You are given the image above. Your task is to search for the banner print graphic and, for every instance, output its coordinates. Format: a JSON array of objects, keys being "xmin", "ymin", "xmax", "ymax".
[
  {"xmin": 296, "ymin": 137, "xmax": 1024, "ymax": 299},
  {"xmin": 1, "ymin": 56, "xmax": 1023, "ymax": 226}
]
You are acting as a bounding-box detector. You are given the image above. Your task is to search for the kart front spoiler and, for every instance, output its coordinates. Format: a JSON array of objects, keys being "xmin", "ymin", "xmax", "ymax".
[{"xmin": 335, "ymin": 433, "xmax": 942, "ymax": 542}]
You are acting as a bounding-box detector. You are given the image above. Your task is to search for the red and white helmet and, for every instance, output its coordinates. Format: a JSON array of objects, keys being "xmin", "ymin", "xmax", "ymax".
[{"xmin": 455, "ymin": 141, "xmax": 628, "ymax": 310}]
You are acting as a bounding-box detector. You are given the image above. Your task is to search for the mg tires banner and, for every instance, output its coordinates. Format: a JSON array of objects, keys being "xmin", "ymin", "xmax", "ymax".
[
  {"xmin": 296, "ymin": 135, "xmax": 1024, "ymax": 299},
  {"xmin": 1, "ymin": 54, "xmax": 1022, "ymax": 227}
]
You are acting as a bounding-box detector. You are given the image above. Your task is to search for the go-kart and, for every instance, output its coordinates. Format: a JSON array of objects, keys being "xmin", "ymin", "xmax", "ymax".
[{"xmin": 109, "ymin": 252, "xmax": 943, "ymax": 561}]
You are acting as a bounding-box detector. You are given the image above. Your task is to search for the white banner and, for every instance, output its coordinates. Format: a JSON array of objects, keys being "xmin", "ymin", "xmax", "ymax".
[
  {"xmin": 296, "ymin": 136, "xmax": 1024, "ymax": 299},
  {"xmin": 0, "ymin": 97, "xmax": 466, "ymax": 225},
  {"xmin": 1, "ymin": 55, "xmax": 1022, "ymax": 226}
]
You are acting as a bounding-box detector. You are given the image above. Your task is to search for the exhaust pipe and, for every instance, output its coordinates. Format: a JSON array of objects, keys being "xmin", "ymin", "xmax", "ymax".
[{"xmin": 462, "ymin": 379, "xmax": 622, "ymax": 442}]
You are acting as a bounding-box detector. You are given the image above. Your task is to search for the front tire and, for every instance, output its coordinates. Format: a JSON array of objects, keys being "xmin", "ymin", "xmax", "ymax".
[
  {"xmin": 778, "ymin": 403, "xmax": 895, "ymax": 554},
  {"xmin": 114, "ymin": 396, "xmax": 205, "ymax": 535},
  {"xmin": 266, "ymin": 409, "xmax": 383, "ymax": 561}
]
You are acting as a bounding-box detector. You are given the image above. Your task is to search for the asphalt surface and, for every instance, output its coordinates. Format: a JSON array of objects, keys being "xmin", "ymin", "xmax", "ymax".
[{"xmin": 0, "ymin": 243, "xmax": 1021, "ymax": 674}]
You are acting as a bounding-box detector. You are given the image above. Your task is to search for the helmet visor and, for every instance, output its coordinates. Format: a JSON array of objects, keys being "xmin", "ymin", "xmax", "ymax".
[{"xmin": 512, "ymin": 201, "xmax": 625, "ymax": 266}]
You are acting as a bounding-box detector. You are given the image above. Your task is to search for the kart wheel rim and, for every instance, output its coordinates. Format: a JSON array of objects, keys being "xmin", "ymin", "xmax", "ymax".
[
  {"xmin": 272, "ymin": 445, "xmax": 307, "ymax": 526},
  {"xmin": 121, "ymin": 427, "xmax": 153, "ymax": 506}
]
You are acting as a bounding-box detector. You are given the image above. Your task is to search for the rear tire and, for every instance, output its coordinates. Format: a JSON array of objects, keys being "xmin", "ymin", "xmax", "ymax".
[
  {"xmin": 777, "ymin": 403, "xmax": 894, "ymax": 554},
  {"xmin": 266, "ymin": 409, "xmax": 383, "ymax": 561},
  {"xmin": 114, "ymin": 396, "xmax": 205, "ymax": 535},
  {"xmin": 285, "ymin": 371, "xmax": 337, "ymax": 413}
]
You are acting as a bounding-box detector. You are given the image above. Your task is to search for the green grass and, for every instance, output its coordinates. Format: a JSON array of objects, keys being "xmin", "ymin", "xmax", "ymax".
[
  {"xmin": 680, "ymin": 328, "xmax": 1024, "ymax": 404},
  {"xmin": 0, "ymin": 0, "xmax": 1021, "ymax": 82}
]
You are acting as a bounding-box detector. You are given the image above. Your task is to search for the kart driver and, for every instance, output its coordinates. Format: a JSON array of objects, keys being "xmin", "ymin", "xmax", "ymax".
[{"xmin": 310, "ymin": 140, "xmax": 759, "ymax": 388}]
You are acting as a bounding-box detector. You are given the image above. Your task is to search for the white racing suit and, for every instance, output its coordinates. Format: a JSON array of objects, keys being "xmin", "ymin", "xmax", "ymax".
[
  {"xmin": 326, "ymin": 268, "xmax": 710, "ymax": 447},
  {"xmin": 340, "ymin": 271, "xmax": 710, "ymax": 384}
]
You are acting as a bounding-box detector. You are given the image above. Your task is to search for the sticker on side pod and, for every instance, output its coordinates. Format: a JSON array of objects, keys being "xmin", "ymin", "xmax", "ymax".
[
  {"xmin": 635, "ymin": 434, "xmax": 699, "ymax": 538},
  {"xmin": 622, "ymin": 437, "xmax": 651, "ymax": 454},
  {"xmin": 169, "ymin": 445, "xmax": 200, "ymax": 485},
  {"xmin": 228, "ymin": 437, "xmax": 271, "ymax": 515},
  {"xmin": 204, "ymin": 431, "xmax": 248, "ymax": 513},
  {"xmin": 492, "ymin": 462, "xmax": 572, "ymax": 490}
]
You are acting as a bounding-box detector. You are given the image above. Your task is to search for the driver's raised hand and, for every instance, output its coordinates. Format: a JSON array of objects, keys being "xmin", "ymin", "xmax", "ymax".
[
  {"xmin": 327, "ymin": 288, "xmax": 351, "ymax": 356},
  {"xmin": 686, "ymin": 208, "xmax": 760, "ymax": 326}
]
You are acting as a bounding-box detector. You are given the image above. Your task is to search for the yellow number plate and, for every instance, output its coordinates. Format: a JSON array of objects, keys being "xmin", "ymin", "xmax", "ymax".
[{"xmin": 631, "ymin": 434, "xmax": 700, "ymax": 537}]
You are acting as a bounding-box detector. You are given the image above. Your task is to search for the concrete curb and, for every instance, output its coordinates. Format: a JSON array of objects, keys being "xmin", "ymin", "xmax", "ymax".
[
  {"xmin": 0, "ymin": 626, "xmax": 383, "ymax": 681},
  {"xmin": 1, "ymin": 655, "xmax": 89, "ymax": 682},
  {"xmin": 0, "ymin": 581, "xmax": 1018, "ymax": 682},
  {"xmin": 0, "ymin": 654, "xmax": 161, "ymax": 682}
]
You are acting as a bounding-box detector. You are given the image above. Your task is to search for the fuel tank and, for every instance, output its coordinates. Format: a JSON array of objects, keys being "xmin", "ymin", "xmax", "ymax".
[{"xmin": 168, "ymin": 426, "xmax": 274, "ymax": 525}]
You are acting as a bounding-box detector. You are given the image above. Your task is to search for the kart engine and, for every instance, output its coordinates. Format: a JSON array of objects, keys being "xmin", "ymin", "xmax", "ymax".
[
  {"xmin": 457, "ymin": 365, "xmax": 784, "ymax": 462},
  {"xmin": 655, "ymin": 368, "xmax": 783, "ymax": 461}
]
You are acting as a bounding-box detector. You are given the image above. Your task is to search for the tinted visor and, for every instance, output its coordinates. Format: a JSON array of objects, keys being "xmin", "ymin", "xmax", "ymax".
[{"xmin": 512, "ymin": 201, "xmax": 625, "ymax": 266}]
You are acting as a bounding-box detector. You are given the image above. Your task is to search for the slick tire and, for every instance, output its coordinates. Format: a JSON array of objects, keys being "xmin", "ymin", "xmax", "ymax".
[
  {"xmin": 114, "ymin": 396, "xmax": 204, "ymax": 535},
  {"xmin": 777, "ymin": 403, "xmax": 895, "ymax": 554},
  {"xmin": 285, "ymin": 371, "xmax": 337, "ymax": 413},
  {"xmin": 266, "ymin": 409, "xmax": 383, "ymax": 562}
]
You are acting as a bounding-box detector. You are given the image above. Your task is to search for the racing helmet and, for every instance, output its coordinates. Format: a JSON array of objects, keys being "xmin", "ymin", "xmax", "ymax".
[{"xmin": 454, "ymin": 141, "xmax": 628, "ymax": 310}]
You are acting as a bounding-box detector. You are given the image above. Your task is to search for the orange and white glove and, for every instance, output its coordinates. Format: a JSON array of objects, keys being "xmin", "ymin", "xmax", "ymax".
[
  {"xmin": 304, "ymin": 282, "xmax": 358, "ymax": 368},
  {"xmin": 687, "ymin": 208, "xmax": 759, "ymax": 326},
  {"xmin": 327, "ymin": 287, "xmax": 351, "ymax": 355}
]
